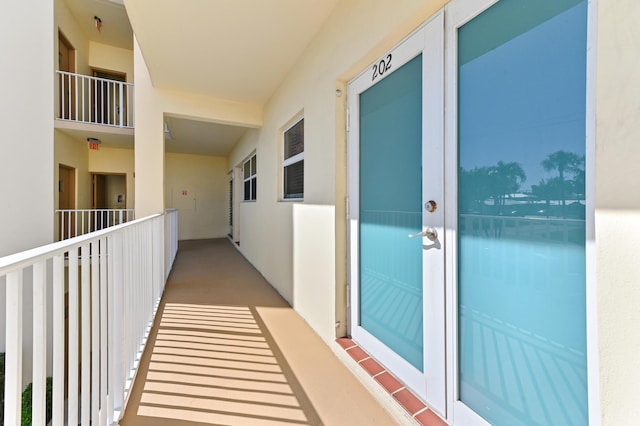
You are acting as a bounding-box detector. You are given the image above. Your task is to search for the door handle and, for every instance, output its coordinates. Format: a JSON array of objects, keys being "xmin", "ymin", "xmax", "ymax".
[{"xmin": 408, "ymin": 227, "xmax": 438, "ymax": 241}]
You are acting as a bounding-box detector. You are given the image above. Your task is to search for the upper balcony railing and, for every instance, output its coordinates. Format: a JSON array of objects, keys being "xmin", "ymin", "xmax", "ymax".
[
  {"xmin": 56, "ymin": 71, "xmax": 134, "ymax": 128},
  {"xmin": 56, "ymin": 209, "xmax": 135, "ymax": 241},
  {"xmin": 0, "ymin": 209, "xmax": 178, "ymax": 425}
]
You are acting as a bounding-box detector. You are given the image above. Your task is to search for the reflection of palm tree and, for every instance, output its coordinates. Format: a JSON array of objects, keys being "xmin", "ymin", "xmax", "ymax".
[
  {"xmin": 541, "ymin": 151, "xmax": 584, "ymax": 206},
  {"xmin": 488, "ymin": 161, "xmax": 526, "ymax": 207},
  {"xmin": 459, "ymin": 166, "xmax": 493, "ymax": 213},
  {"xmin": 532, "ymin": 177, "xmax": 564, "ymax": 213},
  {"xmin": 572, "ymin": 168, "xmax": 585, "ymax": 199}
]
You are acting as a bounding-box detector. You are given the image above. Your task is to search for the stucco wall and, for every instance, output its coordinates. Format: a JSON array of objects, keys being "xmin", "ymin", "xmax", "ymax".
[
  {"xmin": 133, "ymin": 36, "xmax": 262, "ymax": 218},
  {"xmin": 165, "ymin": 153, "xmax": 230, "ymax": 240},
  {"xmin": 595, "ymin": 0, "xmax": 640, "ymax": 423},
  {"xmin": 0, "ymin": 0, "xmax": 55, "ymax": 387},
  {"xmin": 88, "ymin": 146, "xmax": 135, "ymax": 209},
  {"xmin": 55, "ymin": 0, "xmax": 90, "ymax": 76},
  {"xmin": 227, "ymin": 0, "xmax": 448, "ymax": 341},
  {"xmin": 89, "ymin": 41, "xmax": 134, "ymax": 82},
  {"xmin": 54, "ymin": 131, "xmax": 91, "ymax": 209},
  {"xmin": 0, "ymin": 0, "xmax": 54, "ymax": 257}
]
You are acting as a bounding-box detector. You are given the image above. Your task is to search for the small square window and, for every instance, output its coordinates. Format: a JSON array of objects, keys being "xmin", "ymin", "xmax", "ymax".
[
  {"xmin": 283, "ymin": 118, "xmax": 304, "ymax": 200},
  {"xmin": 243, "ymin": 154, "xmax": 256, "ymax": 201}
]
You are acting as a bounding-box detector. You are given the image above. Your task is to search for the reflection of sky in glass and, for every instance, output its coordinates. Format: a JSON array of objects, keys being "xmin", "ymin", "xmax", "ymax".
[
  {"xmin": 458, "ymin": 1, "xmax": 588, "ymax": 425},
  {"xmin": 459, "ymin": 3, "xmax": 586, "ymax": 191}
]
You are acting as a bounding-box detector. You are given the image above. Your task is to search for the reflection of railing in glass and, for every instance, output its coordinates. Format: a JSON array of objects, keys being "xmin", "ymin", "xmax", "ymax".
[
  {"xmin": 458, "ymin": 212, "xmax": 587, "ymax": 424},
  {"xmin": 459, "ymin": 305, "xmax": 588, "ymax": 425},
  {"xmin": 459, "ymin": 214, "xmax": 585, "ymax": 244},
  {"xmin": 359, "ymin": 209, "xmax": 423, "ymax": 369}
]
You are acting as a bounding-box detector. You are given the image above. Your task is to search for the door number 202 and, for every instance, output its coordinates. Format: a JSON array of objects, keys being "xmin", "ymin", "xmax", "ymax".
[{"xmin": 372, "ymin": 54, "xmax": 392, "ymax": 81}]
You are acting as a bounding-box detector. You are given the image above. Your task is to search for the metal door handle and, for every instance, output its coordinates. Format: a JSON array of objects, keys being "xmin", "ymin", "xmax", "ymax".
[{"xmin": 408, "ymin": 227, "xmax": 438, "ymax": 241}]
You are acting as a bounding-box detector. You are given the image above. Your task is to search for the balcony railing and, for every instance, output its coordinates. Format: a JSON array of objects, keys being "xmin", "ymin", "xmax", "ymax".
[
  {"xmin": 56, "ymin": 71, "xmax": 134, "ymax": 128},
  {"xmin": 56, "ymin": 209, "xmax": 135, "ymax": 240},
  {"xmin": 0, "ymin": 209, "xmax": 178, "ymax": 425}
]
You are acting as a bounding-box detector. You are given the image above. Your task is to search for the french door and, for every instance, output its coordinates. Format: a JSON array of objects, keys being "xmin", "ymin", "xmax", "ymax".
[
  {"xmin": 348, "ymin": 0, "xmax": 590, "ymax": 424},
  {"xmin": 348, "ymin": 13, "xmax": 446, "ymax": 415}
]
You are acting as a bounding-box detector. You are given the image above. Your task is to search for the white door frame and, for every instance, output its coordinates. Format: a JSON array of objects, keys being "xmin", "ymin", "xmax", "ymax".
[
  {"xmin": 347, "ymin": 0, "xmax": 598, "ymax": 423},
  {"xmin": 442, "ymin": 0, "xmax": 598, "ymax": 424},
  {"xmin": 347, "ymin": 12, "xmax": 446, "ymax": 415}
]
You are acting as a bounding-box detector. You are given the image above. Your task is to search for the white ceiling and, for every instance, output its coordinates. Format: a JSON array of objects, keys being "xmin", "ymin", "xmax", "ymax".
[
  {"xmin": 64, "ymin": 0, "xmax": 340, "ymax": 155},
  {"xmin": 64, "ymin": 0, "xmax": 133, "ymax": 49},
  {"xmin": 124, "ymin": 0, "xmax": 341, "ymax": 103},
  {"xmin": 164, "ymin": 116, "xmax": 248, "ymax": 156}
]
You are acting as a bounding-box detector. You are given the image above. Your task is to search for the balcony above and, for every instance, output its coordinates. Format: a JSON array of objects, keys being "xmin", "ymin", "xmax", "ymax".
[
  {"xmin": 57, "ymin": 70, "xmax": 134, "ymax": 128},
  {"xmin": 55, "ymin": 71, "xmax": 134, "ymax": 147}
]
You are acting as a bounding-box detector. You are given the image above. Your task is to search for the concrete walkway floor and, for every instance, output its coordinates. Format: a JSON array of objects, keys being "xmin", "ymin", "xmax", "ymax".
[{"xmin": 120, "ymin": 238, "xmax": 398, "ymax": 426}]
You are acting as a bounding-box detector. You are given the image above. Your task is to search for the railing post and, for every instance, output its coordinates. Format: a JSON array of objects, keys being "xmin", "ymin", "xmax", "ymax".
[
  {"xmin": 4, "ymin": 270, "xmax": 23, "ymax": 426},
  {"xmin": 109, "ymin": 231, "xmax": 124, "ymax": 422},
  {"xmin": 52, "ymin": 254, "xmax": 65, "ymax": 426},
  {"xmin": 107, "ymin": 80, "xmax": 112, "ymax": 125},
  {"xmin": 119, "ymin": 82, "xmax": 124, "ymax": 127},
  {"xmin": 81, "ymin": 243, "xmax": 91, "ymax": 424},
  {"xmin": 99, "ymin": 238, "xmax": 108, "ymax": 426},
  {"xmin": 32, "ymin": 261, "xmax": 47, "ymax": 426},
  {"xmin": 74, "ymin": 73, "xmax": 78, "ymax": 121},
  {"xmin": 88, "ymin": 75, "xmax": 93, "ymax": 123},
  {"xmin": 91, "ymin": 241, "xmax": 100, "ymax": 426},
  {"xmin": 81, "ymin": 75, "xmax": 86, "ymax": 122},
  {"xmin": 68, "ymin": 248, "xmax": 79, "ymax": 426}
]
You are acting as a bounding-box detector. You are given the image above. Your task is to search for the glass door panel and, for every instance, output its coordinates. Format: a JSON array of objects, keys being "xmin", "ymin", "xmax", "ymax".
[
  {"xmin": 456, "ymin": 0, "xmax": 588, "ymax": 425},
  {"xmin": 359, "ymin": 54, "xmax": 424, "ymax": 371}
]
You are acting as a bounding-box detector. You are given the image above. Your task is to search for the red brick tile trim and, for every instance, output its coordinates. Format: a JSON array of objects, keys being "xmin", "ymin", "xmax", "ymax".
[
  {"xmin": 346, "ymin": 346, "xmax": 370, "ymax": 362},
  {"xmin": 336, "ymin": 337, "xmax": 357, "ymax": 350},
  {"xmin": 336, "ymin": 338, "xmax": 447, "ymax": 426}
]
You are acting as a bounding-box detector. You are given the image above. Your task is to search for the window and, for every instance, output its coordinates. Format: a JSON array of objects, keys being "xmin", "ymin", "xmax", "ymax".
[
  {"xmin": 243, "ymin": 154, "xmax": 256, "ymax": 201},
  {"xmin": 282, "ymin": 118, "xmax": 304, "ymax": 199}
]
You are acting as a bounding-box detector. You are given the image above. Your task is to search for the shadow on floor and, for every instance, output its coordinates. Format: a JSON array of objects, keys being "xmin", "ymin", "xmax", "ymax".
[{"xmin": 120, "ymin": 239, "xmax": 323, "ymax": 426}]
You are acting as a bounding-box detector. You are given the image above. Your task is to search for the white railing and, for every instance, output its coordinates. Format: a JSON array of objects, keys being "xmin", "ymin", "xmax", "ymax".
[
  {"xmin": 0, "ymin": 210, "xmax": 178, "ymax": 425},
  {"xmin": 56, "ymin": 209, "xmax": 135, "ymax": 240},
  {"xmin": 165, "ymin": 208, "xmax": 178, "ymax": 279},
  {"xmin": 56, "ymin": 71, "xmax": 134, "ymax": 128}
]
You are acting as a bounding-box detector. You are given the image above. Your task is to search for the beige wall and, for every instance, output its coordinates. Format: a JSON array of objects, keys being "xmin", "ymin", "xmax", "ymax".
[
  {"xmin": 55, "ymin": 0, "xmax": 90, "ymax": 75},
  {"xmin": 89, "ymin": 146, "xmax": 135, "ymax": 209},
  {"xmin": 54, "ymin": 131, "xmax": 91, "ymax": 210},
  {"xmin": 104, "ymin": 175, "xmax": 127, "ymax": 209},
  {"xmin": 293, "ymin": 205, "xmax": 336, "ymax": 339},
  {"xmin": 133, "ymin": 36, "xmax": 263, "ymax": 218},
  {"xmin": 227, "ymin": 0, "xmax": 448, "ymax": 341},
  {"xmin": 165, "ymin": 153, "xmax": 229, "ymax": 240},
  {"xmin": 89, "ymin": 42, "xmax": 134, "ymax": 82},
  {"xmin": 0, "ymin": 0, "xmax": 54, "ymax": 256},
  {"xmin": 0, "ymin": 0, "xmax": 55, "ymax": 386},
  {"xmin": 595, "ymin": 0, "xmax": 640, "ymax": 423}
]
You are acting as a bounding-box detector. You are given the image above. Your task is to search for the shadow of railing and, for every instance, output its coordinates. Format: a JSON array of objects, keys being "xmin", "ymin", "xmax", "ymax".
[
  {"xmin": 459, "ymin": 306, "xmax": 588, "ymax": 425},
  {"xmin": 124, "ymin": 302, "xmax": 322, "ymax": 425}
]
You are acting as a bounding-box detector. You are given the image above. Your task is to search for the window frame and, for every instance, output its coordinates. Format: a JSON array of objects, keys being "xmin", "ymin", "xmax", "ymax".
[
  {"xmin": 242, "ymin": 154, "xmax": 257, "ymax": 202},
  {"xmin": 281, "ymin": 117, "xmax": 304, "ymax": 201}
]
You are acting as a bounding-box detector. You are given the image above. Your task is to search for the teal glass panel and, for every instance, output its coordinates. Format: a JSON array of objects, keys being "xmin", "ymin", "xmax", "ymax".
[
  {"xmin": 360, "ymin": 55, "xmax": 423, "ymax": 371},
  {"xmin": 457, "ymin": 1, "xmax": 588, "ymax": 425}
]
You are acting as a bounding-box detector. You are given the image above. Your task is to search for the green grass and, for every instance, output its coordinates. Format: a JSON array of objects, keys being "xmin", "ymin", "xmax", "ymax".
[{"xmin": 0, "ymin": 353, "xmax": 53, "ymax": 425}]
